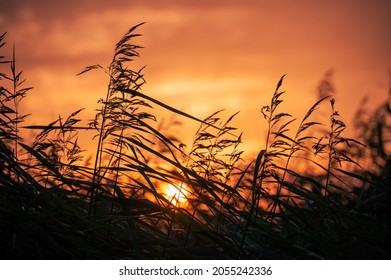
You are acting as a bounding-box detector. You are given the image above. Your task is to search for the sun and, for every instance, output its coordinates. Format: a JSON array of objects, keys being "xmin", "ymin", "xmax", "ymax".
[{"xmin": 163, "ymin": 182, "xmax": 189, "ymax": 206}]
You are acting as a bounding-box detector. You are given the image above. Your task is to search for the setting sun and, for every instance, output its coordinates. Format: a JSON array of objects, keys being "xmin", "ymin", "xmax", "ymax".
[{"xmin": 163, "ymin": 183, "xmax": 189, "ymax": 206}]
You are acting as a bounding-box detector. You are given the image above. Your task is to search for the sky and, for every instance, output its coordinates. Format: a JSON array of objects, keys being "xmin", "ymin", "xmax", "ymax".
[{"xmin": 1, "ymin": 0, "xmax": 390, "ymax": 155}]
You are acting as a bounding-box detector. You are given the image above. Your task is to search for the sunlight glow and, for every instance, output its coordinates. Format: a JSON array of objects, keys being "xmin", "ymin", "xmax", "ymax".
[{"xmin": 163, "ymin": 183, "xmax": 189, "ymax": 206}]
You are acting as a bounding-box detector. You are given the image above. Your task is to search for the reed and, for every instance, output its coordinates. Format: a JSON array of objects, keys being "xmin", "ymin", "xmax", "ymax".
[{"xmin": 1, "ymin": 24, "xmax": 390, "ymax": 259}]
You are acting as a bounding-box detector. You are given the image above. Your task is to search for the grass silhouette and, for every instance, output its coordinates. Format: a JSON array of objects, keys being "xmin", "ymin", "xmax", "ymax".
[{"xmin": 1, "ymin": 24, "xmax": 390, "ymax": 259}]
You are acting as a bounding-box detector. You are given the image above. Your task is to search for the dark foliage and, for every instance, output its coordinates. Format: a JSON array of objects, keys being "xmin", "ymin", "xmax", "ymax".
[{"xmin": 1, "ymin": 26, "xmax": 390, "ymax": 260}]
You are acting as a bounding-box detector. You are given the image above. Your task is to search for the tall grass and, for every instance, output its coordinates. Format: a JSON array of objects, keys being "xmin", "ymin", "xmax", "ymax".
[{"xmin": 1, "ymin": 24, "xmax": 390, "ymax": 259}]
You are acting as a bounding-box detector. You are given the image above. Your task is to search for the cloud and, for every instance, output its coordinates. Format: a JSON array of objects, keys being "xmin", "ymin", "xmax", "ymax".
[{"xmin": 1, "ymin": 0, "xmax": 391, "ymax": 152}]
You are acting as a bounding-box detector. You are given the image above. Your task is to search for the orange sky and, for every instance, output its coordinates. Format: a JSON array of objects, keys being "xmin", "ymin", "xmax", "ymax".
[{"xmin": 1, "ymin": 0, "xmax": 390, "ymax": 155}]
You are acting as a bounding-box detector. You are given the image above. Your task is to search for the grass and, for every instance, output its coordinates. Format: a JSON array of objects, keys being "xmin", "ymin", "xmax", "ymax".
[{"xmin": 1, "ymin": 24, "xmax": 390, "ymax": 259}]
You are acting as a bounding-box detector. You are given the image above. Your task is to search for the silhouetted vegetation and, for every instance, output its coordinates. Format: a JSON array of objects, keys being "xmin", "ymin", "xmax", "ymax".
[{"xmin": 1, "ymin": 25, "xmax": 390, "ymax": 259}]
